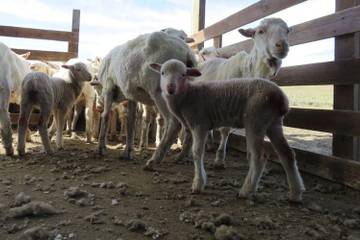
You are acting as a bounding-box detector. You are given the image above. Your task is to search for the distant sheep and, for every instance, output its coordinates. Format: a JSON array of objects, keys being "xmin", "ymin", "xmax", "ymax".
[
  {"xmin": 186, "ymin": 18, "xmax": 290, "ymax": 168},
  {"xmin": 0, "ymin": 42, "xmax": 31, "ymax": 155},
  {"xmin": 30, "ymin": 61, "xmax": 60, "ymax": 76},
  {"xmin": 96, "ymin": 30, "xmax": 196, "ymax": 164},
  {"xmin": 18, "ymin": 62, "xmax": 92, "ymax": 155},
  {"xmin": 150, "ymin": 59, "xmax": 305, "ymax": 202}
]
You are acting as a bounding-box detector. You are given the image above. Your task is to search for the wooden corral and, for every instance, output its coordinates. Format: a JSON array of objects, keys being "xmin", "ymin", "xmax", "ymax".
[
  {"xmin": 190, "ymin": 0, "xmax": 360, "ymax": 189},
  {"xmin": 0, "ymin": 9, "xmax": 80, "ymax": 125}
]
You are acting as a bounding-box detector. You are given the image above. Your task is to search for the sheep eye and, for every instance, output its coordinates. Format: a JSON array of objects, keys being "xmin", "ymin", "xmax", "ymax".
[
  {"xmin": 161, "ymin": 71, "xmax": 165, "ymax": 75},
  {"xmin": 182, "ymin": 73, "xmax": 186, "ymax": 77},
  {"xmin": 258, "ymin": 29, "xmax": 264, "ymax": 34},
  {"xmin": 286, "ymin": 28, "xmax": 290, "ymax": 34}
]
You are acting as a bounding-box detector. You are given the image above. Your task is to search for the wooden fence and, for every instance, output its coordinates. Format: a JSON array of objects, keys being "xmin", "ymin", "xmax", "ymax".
[
  {"xmin": 191, "ymin": 0, "xmax": 360, "ymax": 189},
  {"xmin": 0, "ymin": 9, "xmax": 80, "ymax": 61}
]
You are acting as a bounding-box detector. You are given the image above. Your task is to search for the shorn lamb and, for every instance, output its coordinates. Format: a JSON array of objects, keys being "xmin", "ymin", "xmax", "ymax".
[
  {"xmin": 96, "ymin": 30, "xmax": 196, "ymax": 163},
  {"xmin": 17, "ymin": 62, "xmax": 92, "ymax": 155},
  {"xmin": 0, "ymin": 42, "xmax": 31, "ymax": 155},
  {"xmin": 150, "ymin": 59, "xmax": 305, "ymax": 202},
  {"xmin": 188, "ymin": 18, "xmax": 290, "ymax": 168}
]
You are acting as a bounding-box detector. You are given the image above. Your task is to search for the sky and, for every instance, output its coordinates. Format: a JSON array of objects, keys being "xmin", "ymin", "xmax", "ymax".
[{"xmin": 0, "ymin": 0, "xmax": 335, "ymax": 67}]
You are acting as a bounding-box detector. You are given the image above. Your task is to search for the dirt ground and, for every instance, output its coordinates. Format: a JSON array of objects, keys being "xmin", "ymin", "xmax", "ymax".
[{"xmin": 0, "ymin": 134, "xmax": 360, "ymax": 240}]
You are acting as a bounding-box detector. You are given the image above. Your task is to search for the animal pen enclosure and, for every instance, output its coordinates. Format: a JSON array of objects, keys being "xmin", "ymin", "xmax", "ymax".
[
  {"xmin": 0, "ymin": 9, "xmax": 80, "ymax": 125},
  {"xmin": 190, "ymin": 0, "xmax": 360, "ymax": 189}
]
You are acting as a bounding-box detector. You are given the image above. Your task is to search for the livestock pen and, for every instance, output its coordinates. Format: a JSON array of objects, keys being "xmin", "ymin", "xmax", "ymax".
[{"xmin": 0, "ymin": 1, "xmax": 359, "ymax": 240}]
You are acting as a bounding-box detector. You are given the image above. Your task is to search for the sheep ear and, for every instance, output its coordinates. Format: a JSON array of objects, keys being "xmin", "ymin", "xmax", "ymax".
[
  {"xmin": 186, "ymin": 68, "xmax": 202, "ymax": 77},
  {"xmin": 238, "ymin": 28, "xmax": 256, "ymax": 38},
  {"xmin": 149, "ymin": 63, "xmax": 162, "ymax": 73},
  {"xmin": 20, "ymin": 52, "xmax": 31, "ymax": 59},
  {"xmin": 185, "ymin": 37, "xmax": 195, "ymax": 43},
  {"xmin": 61, "ymin": 64, "xmax": 74, "ymax": 70}
]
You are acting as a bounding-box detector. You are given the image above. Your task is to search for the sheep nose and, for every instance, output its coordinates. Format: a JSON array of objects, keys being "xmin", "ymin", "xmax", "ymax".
[
  {"xmin": 167, "ymin": 84, "xmax": 176, "ymax": 95},
  {"xmin": 275, "ymin": 40, "xmax": 286, "ymax": 49}
]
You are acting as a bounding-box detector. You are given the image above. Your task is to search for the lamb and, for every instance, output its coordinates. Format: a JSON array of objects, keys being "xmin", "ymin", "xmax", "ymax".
[
  {"xmin": 17, "ymin": 62, "xmax": 92, "ymax": 155},
  {"xmin": 149, "ymin": 59, "xmax": 305, "ymax": 202},
  {"xmin": 96, "ymin": 30, "xmax": 196, "ymax": 163},
  {"xmin": 29, "ymin": 61, "xmax": 60, "ymax": 76},
  {"xmin": 0, "ymin": 42, "xmax": 31, "ymax": 155},
  {"xmin": 187, "ymin": 18, "xmax": 290, "ymax": 168}
]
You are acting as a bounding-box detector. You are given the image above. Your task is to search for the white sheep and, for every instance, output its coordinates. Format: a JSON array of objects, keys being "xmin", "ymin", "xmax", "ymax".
[
  {"xmin": 0, "ymin": 42, "xmax": 31, "ymax": 155},
  {"xmin": 184, "ymin": 18, "xmax": 290, "ymax": 169},
  {"xmin": 161, "ymin": 28, "xmax": 194, "ymax": 43},
  {"xmin": 195, "ymin": 46, "xmax": 220, "ymax": 64},
  {"xmin": 149, "ymin": 59, "xmax": 305, "ymax": 202},
  {"xmin": 96, "ymin": 30, "xmax": 196, "ymax": 163},
  {"xmin": 29, "ymin": 61, "xmax": 59, "ymax": 76},
  {"xmin": 17, "ymin": 62, "xmax": 92, "ymax": 155}
]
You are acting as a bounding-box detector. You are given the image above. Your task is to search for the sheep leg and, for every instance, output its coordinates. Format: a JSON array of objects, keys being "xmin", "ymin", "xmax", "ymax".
[
  {"xmin": 267, "ymin": 119, "xmax": 305, "ymax": 202},
  {"xmin": 65, "ymin": 108, "xmax": 73, "ymax": 135},
  {"xmin": 191, "ymin": 128, "xmax": 207, "ymax": 193},
  {"xmin": 239, "ymin": 128, "xmax": 266, "ymax": 199},
  {"xmin": 214, "ymin": 127, "xmax": 230, "ymax": 169},
  {"xmin": 70, "ymin": 103, "xmax": 82, "ymax": 139},
  {"xmin": 139, "ymin": 105, "xmax": 152, "ymax": 151},
  {"xmin": 84, "ymin": 100, "xmax": 94, "ymax": 143},
  {"xmin": 54, "ymin": 109, "xmax": 66, "ymax": 150},
  {"xmin": 119, "ymin": 114, "xmax": 127, "ymax": 143},
  {"xmin": 38, "ymin": 104, "xmax": 53, "ymax": 155},
  {"xmin": 17, "ymin": 102, "xmax": 32, "ymax": 156},
  {"xmin": 145, "ymin": 96, "xmax": 181, "ymax": 169},
  {"xmin": 175, "ymin": 127, "xmax": 192, "ymax": 161},
  {"xmin": 155, "ymin": 113, "xmax": 163, "ymax": 147},
  {"xmin": 122, "ymin": 100, "xmax": 136, "ymax": 160},
  {"xmin": 0, "ymin": 91, "xmax": 13, "ymax": 156},
  {"xmin": 25, "ymin": 128, "xmax": 33, "ymax": 142},
  {"xmin": 98, "ymin": 90, "xmax": 114, "ymax": 155},
  {"xmin": 108, "ymin": 110, "xmax": 117, "ymax": 141},
  {"xmin": 48, "ymin": 117, "xmax": 56, "ymax": 140},
  {"xmin": 92, "ymin": 108, "xmax": 101, "ymax": 140}
]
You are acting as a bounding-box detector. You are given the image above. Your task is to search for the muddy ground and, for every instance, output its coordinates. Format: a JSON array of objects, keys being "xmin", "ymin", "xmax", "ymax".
[{"xmin": 0, "ymin": 134, "xmax": 360, "ymax": 240}]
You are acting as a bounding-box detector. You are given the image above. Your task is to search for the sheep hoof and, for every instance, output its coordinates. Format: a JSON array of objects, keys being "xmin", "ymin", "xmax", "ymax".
[
  {"xmin": 5, "ymin": 147, "xmax": 14, "ymax": 156},
  {"xmin": 238, "ymin": 189, "xmax": 253, "ymax": 199},
  {"xmin": 143, "ymin": 164, "xmax": 155, "ymax": 171},
  {"xmin": 213, "ymin": 161, "xmax": 226, "ymax": 169},
  {"xmin": 98, "ymin": 146, "xmax": 107, "ymax": 156},
  {"xmin": 17, "ymin": 149, "xmax": 25, "ymax": 157},
  {"xmin": 46, "ymin": 149, "xmax": 54, "ymax": 155},
  {"xmin": 288, "ymin": 191, "xmax": 303, "ymax": 204}
]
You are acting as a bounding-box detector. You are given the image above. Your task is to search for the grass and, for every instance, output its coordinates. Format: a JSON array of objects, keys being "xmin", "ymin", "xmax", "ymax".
[{"xmin": 281, "ymin": 85, "xmax": 333, "ymax": 109}]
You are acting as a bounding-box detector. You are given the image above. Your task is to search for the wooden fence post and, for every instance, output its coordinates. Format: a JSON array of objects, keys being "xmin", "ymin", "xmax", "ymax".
[
  {"xmin": 68, "ymin": 9, "xmax": 80, "ymax": 58},
  {"xmin": 333, "ymin": 0, "xmax": 360, "ymax": 160},
  {"xmin": 213, "ymin": 35, "xmax": 222, "ymax": 48},
  {"xmin": 192, "ymin": 0, "xmax": 206, "ymax": 50}
]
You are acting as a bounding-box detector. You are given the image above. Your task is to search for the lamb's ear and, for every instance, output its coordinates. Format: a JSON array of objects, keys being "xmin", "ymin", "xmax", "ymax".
[
  {"xmin": 20, "ymin": 52, "xmax": 31, "ymax": 59},
  {"xmin": 185, "ymin": 37, "xmax": 195, "ymax": 43},
  {"xmin": 238, "ymin": 28, "xmax": 256, "ymax": 38},
  {"xmin": 61, "ymin": 64, "xmax": 74, "ymax": 70},
  {"xmin": 149, "ymin": 63, "xmax": 162, "ymax": 73},
  {"xmin": 186, "ymin": 68, "xmax": 202, "ymax": 77}
]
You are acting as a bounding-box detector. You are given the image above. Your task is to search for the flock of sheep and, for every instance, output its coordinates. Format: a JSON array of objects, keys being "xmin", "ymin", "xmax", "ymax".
[{"xmin": 0, "ymin": 18, "xmax": 305, "ymax": 204}]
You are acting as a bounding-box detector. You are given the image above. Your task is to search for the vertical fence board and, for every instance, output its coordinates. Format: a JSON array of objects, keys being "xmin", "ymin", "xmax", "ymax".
[{"xmin": 192, "ymin": 0, "xmax": 206, "ymax": 50}]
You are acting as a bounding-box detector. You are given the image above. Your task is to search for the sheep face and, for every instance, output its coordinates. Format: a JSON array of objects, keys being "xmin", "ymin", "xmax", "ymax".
[
  {"xmin": 62, "ymin": 62, "xmax": 92, "ymax": 83},
  {"xmin": 149, "ymin": 59, "xmax": 201, "ymax": 96},
  {"xmin": 239, "ymin": 18, "xmax": 289, "ymax": 60}
]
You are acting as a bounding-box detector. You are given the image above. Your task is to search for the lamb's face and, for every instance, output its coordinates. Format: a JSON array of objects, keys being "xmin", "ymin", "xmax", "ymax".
[
  {"xmin": 239, "ymin": 18, "xmax": 290, "ymax": 60},
  {"xmin": 63, "ymin": 62, "xmax": 92, "ymax": 83},
  {"xmin": 149, "ymin": 59, "xmax": 202, "ymax": 96}
]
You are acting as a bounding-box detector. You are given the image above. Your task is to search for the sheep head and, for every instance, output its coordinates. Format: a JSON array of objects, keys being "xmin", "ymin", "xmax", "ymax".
[
  {"xmin": 149, "ymin": 59, "xmax": 201, "ymax": 96},
  {"xmin": 239, "ymin": 18, "xmax": 290, "ymax": 60},
  {"xmin": 62, "ymin": 62, "xmax": 92, "ymax": 82}
]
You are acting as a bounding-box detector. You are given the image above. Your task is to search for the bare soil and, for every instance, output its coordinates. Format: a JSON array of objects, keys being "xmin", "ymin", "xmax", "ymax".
[{"xmin": 0, "ymin": 134, "xmax": 359, "ymax": 240}]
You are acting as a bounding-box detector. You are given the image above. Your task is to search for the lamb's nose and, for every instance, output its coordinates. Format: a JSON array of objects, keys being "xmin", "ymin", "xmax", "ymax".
[
  {"xmin": 275, "ymin": 40, "xmax": 285, "ymax": 49},
  {"xmin": 167, "ymin": 84, "xmax": 176, "ymax": 95}
]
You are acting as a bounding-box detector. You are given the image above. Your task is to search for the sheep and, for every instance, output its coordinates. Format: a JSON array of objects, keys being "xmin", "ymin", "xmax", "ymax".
[
  {"xmin": 161, "ymin": 28, "xmax": 194, "ymax": 43},
  {"xmin": 29, "ymin": 61, "xmax": 59, "ymax": 76},
  {"xmin": 182, "ymin": 18, "xmax": 290, "ymax": 169},
  {"xmin": 95, "ymin": 30, "xmax": 196, "ymax": 163},
  {"xmin": 149, "ymin": 59, "xmax": 305, "ymax": 202},
  {"xmin": 0, "ymin": 42, "xmax": 31, "ymax": 155},
  {"xmin": 17, "ymin": 62, "xmax": 92, "ymax": 155},
  {"xmin": 194, "ymin": 47, "xmax": 220, "ymax": 64}
]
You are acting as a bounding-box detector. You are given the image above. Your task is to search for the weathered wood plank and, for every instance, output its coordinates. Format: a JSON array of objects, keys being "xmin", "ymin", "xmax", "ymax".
[
  {"xmin": 216, "ymin": 132, "xmax": 360, "ymax": 190},
  {"xmin": 12, "ymin": 48, "xmax": 76, "ymax": 61},
  {"xmin": 275, "ymin": 59, "xmax": 360, "ymax": 86},
  {"xmin": 68, "ymin": 9, "xmax": 80, "ymax": 56},
  {"xmin": 218, "ymin": 5, "xmax": 360, "ymax": 57},
  {"xmin": 191, "ymin": 0, "xmax": 206, "ymax": 50},
  {"xmin": 284, "ymin": 108, "xmax": 360, "ymax": 136},
  {"xmin": 190, "ymin": 0, "xmax": 306, "ymax": 47},
  {"xmin": 0, "ymin": 25, "xmax": 74, "ymax": 41}
]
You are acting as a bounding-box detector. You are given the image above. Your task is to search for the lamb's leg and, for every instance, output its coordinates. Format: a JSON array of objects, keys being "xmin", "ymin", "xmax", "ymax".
[
  {"xmin": 38, "ymin": 105, "xmax": 53, "ymax": 155},
  {"xmin": 214, "ymin": 127, "xmax": 230, "ymax": 169},
  {"xmin": 175, "ymin": 127, "xmax": 192, "ymax": 161},
  {"xmin": 191, "ymin": 128, "xmax": 207, "ymax": 193},
  {"xmin": 139, "ymin": 105, "xmax": 152, "ymax": 151},
  {"xmin": 122, "ymin": 100, "xmax": 136, "ymax": 160},
  {"xmin": 70, "ymin": 103, "xmax": 82, "ymax": 139},
  {"xmin": 48, "ymin": 117, "xmax": 56, "ymax": 140},
  {"xmin": 239, "ymin": 128, "xmax": 266, "ymax": 199},
  {"xmin": 54, "ymin": 109, "xmax": 66, "ymax": 150},
  {"xmin": 17, "ymin": 102, "xmax": 32, "ymax": 156},
  {"xmin": 98, "ymin": 90, "xmax": 114, "ymax": 155},
  {"xmin": 65, "ymin": 108, "xmax": 73, "ymax": 135},
  {"xmin": 25, "ymin": 128, "xmax": 33, "ymax": 142},
  {"xmin": 155, "ymin": 113, "xmax": 163, "ymax": 147},
  {"xmin": 92, "ymin": 108, "xmax": 101, "ymax": 140},
  {"xmin": 0, "ymin": 95, "xmax": 13, "ymax": 156},
  {"xmin": 108, "ymin": 110, "xmax": 117, "ymax": 141},
  {"xmin": 267, "ymin": 119, "xmax": 305, "ymax": 202},
  {"xmin": 145, "ymin": 96, "xmax": 181, "ymax": 169},
  {"xmin": 84, "ymin": 100, "xmax": 94, "ymax": 143}
]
